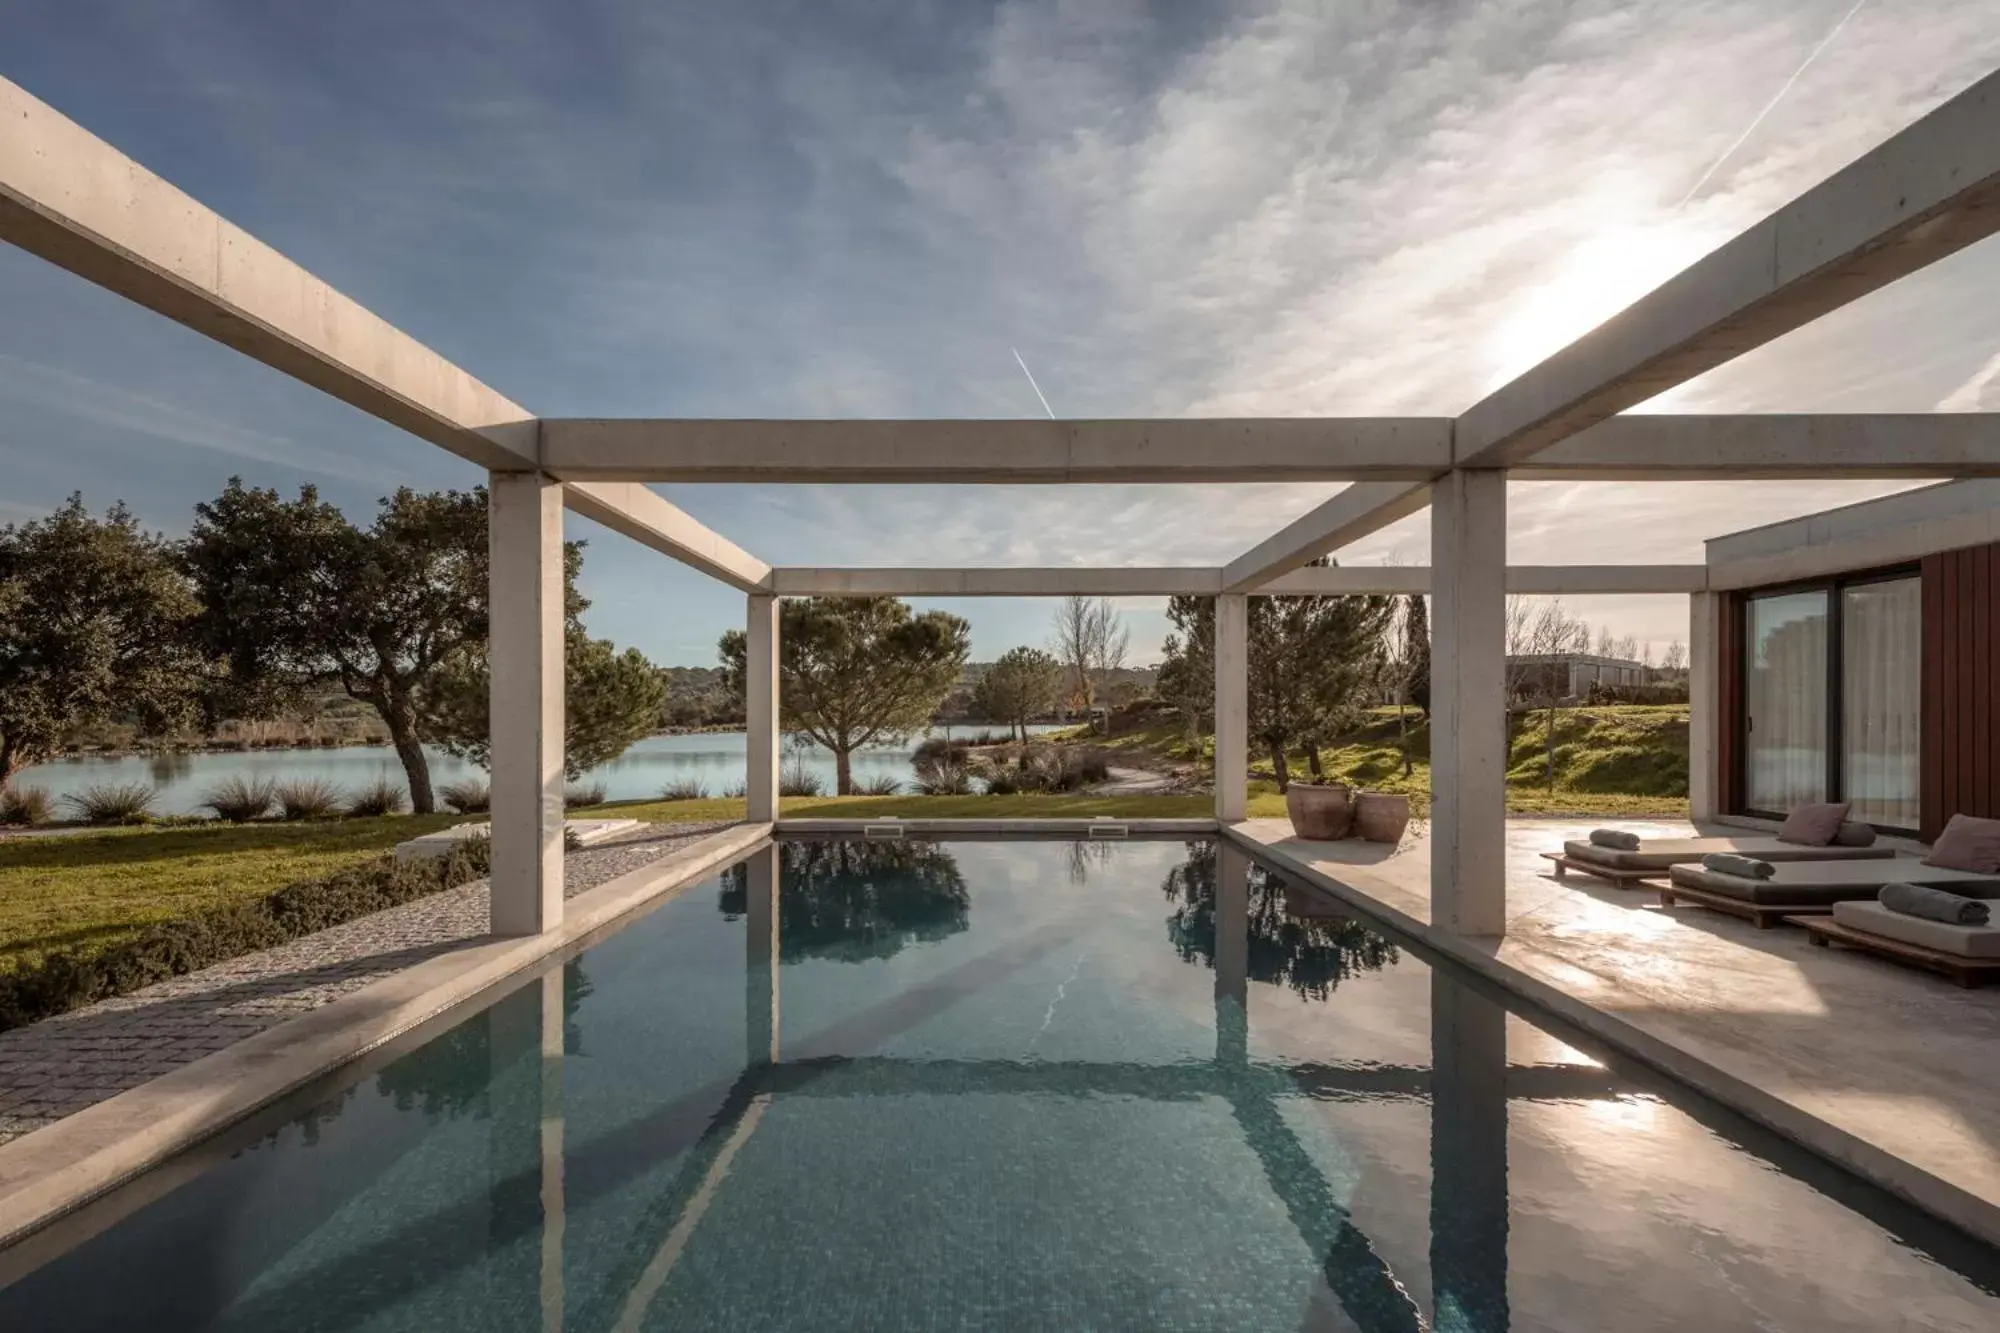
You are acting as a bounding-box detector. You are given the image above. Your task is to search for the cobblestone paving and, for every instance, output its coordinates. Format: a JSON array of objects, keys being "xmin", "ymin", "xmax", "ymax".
[{"xmin": 0, "ymin": 822, "xmax": 732, "ymax": 1144}]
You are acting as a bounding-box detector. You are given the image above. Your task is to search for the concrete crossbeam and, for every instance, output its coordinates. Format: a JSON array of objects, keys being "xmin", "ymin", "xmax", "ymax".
[
  {"xmin": 0, "ymin": 76, "xmax": 537, "ymax": 471},
  {"xmin": 1521, "ymin": 414, "xmax": 2000, "ymax": 479},
  {"xmin": 1222, "ymin": 482, "xmax": 1434, "ymax": 591},
  {"xmin": 559, "ymin": 482, "xmax": 770, "ymax": 592},
  {"xmin": 1456, "ymin": 69, "xmax": 2000, "ymax": 468},
  {"xmin": 539, "ymin": 417, "xmax": 1452, "ymax": 482},
  {"xmin": 768, "ymin": 567, "xmax": 1221, "ymax": 597},
  {"xmin": 1253, "ymin": 565, "xmax": 1707, "ymax": 595}
]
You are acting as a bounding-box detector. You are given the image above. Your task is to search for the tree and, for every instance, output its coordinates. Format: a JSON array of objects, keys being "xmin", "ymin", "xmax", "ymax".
[
  {"xmin": 719, "ymin": 597, "xmax": 969, "ymax": 794},
  {"xmin": 973, "ymin": 646, "xmax": 1061, "ymax": 741},
  {"xmin": 183, "ymin": 479, "xmax": 490, "ymax": 814},
  {"xmin": 1511, "ymin": 598, "xmax": 1592, "ymax": 790},
  {"xmin": 1661, "ymin": 639, "xmax": 1688, "ymax": 674},
  {"xmin": 1159, "ymin": 568, "xmax": 1393, "ymax": 791},
  {"xmin": 0, "ymin": 497, "xmax": 206, "ymax": 786},
  {"xmin": 1157, "ymin": 600, "xmax": 1214, "ymax": 752},
  {"xmin": 1403, "ymin": 593, "xmax": 1431, "ymax": 716},
  {"xmin": 1050, "ymin": 595, "xmax": 1129, "ymax": 726},
  {"xmin": 421, "ymin": 632, "xmax": 669, "ymax": 779}
]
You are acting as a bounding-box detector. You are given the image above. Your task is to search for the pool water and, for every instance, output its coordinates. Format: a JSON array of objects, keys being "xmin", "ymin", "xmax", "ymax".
[{"xmin": 2, "ymin": 837, "xmax": 1996, "ymax": 1330}]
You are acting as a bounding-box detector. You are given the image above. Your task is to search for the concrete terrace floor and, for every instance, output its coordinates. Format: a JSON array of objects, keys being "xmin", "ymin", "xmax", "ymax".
[{"xmin": 1234, "ymin": 815, "xmax": 2000, "ymax": 1247}]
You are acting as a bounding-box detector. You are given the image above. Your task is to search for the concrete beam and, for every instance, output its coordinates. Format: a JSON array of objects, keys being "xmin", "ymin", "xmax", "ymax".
[
  {"xmin": 768, "ymin": 567, "xmax": 1221, "ymax": 597},
  {"xmin": 540, "ymin": 418, "xmax": 1451, "ymax": 482},
  {"xmin": 0, "ymin": 76, "xmax": 536, "ymax": 471},
  {"xmin": 1456, "ymin": 69, "xmax": 2000, "ymax": 468},
  {"xmin": 1520, "ymin": 414, "xmax": 2000, "ymax": 479},
  {"xmin": 1252, "ymin": 565, "xmax": 1707, "ymax": 595},
  {"xmin": 1222, "ymin": 482, "xmax": 1434, "ymax": 592},
  {"xmin": 559, "ymin": 482, "xmax": 769, "ymax": 593}
]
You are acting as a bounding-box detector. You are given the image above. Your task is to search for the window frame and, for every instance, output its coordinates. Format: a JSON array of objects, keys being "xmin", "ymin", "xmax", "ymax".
[{"xmin": 1734, "ymin": 563, "xmax": 1921, "ymax": 834}]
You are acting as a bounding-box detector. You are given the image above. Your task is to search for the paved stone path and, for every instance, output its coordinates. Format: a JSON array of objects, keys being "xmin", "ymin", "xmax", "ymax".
[{"xmin": 0, "ymin": 821, "xmax": 732, "ymax": 1144}]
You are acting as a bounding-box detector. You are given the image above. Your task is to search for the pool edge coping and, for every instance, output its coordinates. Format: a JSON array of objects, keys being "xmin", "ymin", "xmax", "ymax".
[
  {"xmin": 0, "ymin": 821, "xmax": 771, "ymax": 1251},
  {"xmin": 1223, "ymin": 822, "xmax": 2000, "ymax": 1251}
]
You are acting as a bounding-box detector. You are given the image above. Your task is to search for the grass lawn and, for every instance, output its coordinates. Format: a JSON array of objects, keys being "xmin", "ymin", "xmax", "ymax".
[{"xmin": 0, "ymin": 814, "xmax": 468, "ymax": 974}]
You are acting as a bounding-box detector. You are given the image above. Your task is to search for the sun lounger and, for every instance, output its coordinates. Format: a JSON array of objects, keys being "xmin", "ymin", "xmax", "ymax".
[
  {"xmin": 1659, "ymin": 856, "xmax": 2000, "ymax": 928},
  {"xmin": 1800, "ymin": 900, "xmax": 2000, "ymax": 987},
  {"xmin": 1542, "ymin": 835, "xmax": 1894, "ymax": 888}
]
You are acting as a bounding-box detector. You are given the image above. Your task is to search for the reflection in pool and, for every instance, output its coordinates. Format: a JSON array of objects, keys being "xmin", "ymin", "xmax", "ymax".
[{"xmin": 1, "ymin": 837, "xmax": 1996, "ymax": 1331}]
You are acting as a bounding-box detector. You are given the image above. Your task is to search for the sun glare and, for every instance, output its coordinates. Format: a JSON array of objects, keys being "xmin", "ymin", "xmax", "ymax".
[{"xmin": 1484, "ymin": 218, "xmax": 1721, "ymax": 394}]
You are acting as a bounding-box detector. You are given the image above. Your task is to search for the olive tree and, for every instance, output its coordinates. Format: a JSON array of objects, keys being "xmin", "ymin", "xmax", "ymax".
[
  {"xmin": 0, "ymin": 497, "xmax": 205, "ymax": 786},
  {"xmin": 973, "ymin": 646, "xmax": 1061, "ymax": 741}
]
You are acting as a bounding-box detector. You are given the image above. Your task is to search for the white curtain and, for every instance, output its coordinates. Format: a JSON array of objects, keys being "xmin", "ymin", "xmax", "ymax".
[
  {"xmin": 1745, "ymin": 592, "xmax": 1827, "ymax": 813},
  {"xmin": 1842, "ymin": 579, "xmax": 1922, "ymax": 828}
]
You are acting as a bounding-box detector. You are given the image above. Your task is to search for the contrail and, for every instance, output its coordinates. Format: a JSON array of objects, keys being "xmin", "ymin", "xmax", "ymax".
[
  {"xmin": 1011, "ymin": 346, "xmax": 1056, "ymax": 419},
  {"xmin": 1678, "ymin": 0, "xmax": 1871, "ymax": 207}
]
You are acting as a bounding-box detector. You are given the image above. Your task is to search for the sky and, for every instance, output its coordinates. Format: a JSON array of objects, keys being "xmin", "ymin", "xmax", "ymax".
[{"xmin": 3, "ymin": 0, "xmax": 1999, "ymax": 668}]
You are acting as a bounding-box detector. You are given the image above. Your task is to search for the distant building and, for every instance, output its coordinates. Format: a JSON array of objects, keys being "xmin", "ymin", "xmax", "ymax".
[{"xmin": 1506, "ymin": 653, "xmax": 1647, "ymax": 701}]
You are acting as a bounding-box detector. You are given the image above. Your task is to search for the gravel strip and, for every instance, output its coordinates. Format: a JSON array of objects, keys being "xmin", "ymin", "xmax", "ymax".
[{"xmin": 0, "ymin": 821, "xmax": 734, "ymax": 1143}]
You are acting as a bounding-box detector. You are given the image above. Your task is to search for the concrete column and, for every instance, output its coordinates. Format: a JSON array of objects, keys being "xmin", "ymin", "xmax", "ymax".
[
  {"xmin": 1214, "ymin": 841, "xmax": 1249, "ymax": 1068},
  {"xmin": 1215, "ymin": 593, "xmax": 1248, "ymax": 822},
  {"xmin": 745, "ymin": 844, "xmax": 780, "ymax": 1068},
  {"xmin": 1687, "ymin": 591, "xmax": 1719, "ymax": 824},
  {"xmin": 1429, "ymin": 970, "xmax": 1510, "ymax": 1331},
  {"xmin": 489, "ymin": 473, "xmax": 565, "ymax": 937},
  {"xmin": 746, "ymin": 595, "xmax": 781, "ymax": 824},
  {"xmin": 1431, "ymin": 470, "xmax": 1508, "ymax": 936}
]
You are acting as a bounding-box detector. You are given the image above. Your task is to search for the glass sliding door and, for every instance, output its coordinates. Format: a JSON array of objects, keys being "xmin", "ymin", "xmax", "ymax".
[
  {"xmin": 1841, "ymin": 578, "xmax": 1922, "ymax": 828},
  {"xmin": 1744, "ymin": 591, "xmax": 1829, "ymax": 813}
]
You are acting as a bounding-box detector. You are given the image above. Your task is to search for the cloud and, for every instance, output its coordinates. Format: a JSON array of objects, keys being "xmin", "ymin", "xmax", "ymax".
[{"xmin": 1939, "ymin": 348, "xmax": 2000, "ymax": 412}]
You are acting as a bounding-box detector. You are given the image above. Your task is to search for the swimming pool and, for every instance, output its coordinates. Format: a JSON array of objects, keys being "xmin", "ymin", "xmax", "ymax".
[{"xmin": 2, "ymin": 836, "xmax": 1996, "ymax": 1330}]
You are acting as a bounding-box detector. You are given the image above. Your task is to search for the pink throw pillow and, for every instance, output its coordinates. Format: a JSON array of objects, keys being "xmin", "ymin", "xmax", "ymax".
[
  {"xmin": 1777, "ymin": 802, "xmax": 1850, "ymax": 847},
  {"xmin": 1923, "ymin": 814, "xmax": 2000, "ymax": 874}
]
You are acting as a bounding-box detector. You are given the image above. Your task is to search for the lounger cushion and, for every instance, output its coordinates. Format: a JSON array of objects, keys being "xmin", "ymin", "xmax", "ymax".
[
  {"xmin": 1563, "ymin": 836, "xmax": 1894, "ymax": 872},
  {"xmin": 1669, "ymin": 856, "xmax": 2000, "ymax": 906},
  {"xmin": 1778, "ymin": 802, "xmax": 1850, "ymax": 847},
  {"xmin": 1923, "ymin": 814, "xmax": 2000, "ymax": 875},
  {"xmin": 1831, "ymin": 900, "xmax": 2000, "ymax": 959}
]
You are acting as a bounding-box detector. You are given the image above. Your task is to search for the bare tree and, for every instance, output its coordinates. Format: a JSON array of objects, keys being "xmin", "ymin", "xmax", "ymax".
[
  {"xmin": 1050, "ymin": 595, "xmax": 1129, "ymax": 731},
  {"xmin": 1512, "ymin": 598, "xmax": 1592, "ymax": 790},
  {"xmin": 1612, "ymin": 633, "xmax": 1641, "ymax": 663},
  {"xmin": 1661, "ymin": 639, "xmax": 1688, "ymax": 673}
]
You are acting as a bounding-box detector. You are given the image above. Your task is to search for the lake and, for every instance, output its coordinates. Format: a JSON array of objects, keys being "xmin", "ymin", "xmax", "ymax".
[{"xmin": 12, "ymin": 725, "xmax": 1073, "ymax": 815}]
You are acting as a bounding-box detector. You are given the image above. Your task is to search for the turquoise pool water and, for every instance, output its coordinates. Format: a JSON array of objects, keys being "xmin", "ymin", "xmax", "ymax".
[{"xmin": 2, "ymin": 837, "xmax": 1996, "ymax": 1330}]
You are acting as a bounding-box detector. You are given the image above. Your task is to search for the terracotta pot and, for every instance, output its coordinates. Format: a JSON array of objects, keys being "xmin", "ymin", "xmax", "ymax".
[
  {"xmin": 1285, "ymin": 782, "xmax": 1355, "ymax": 840},
  {"xmin": 1353, "ymin": 792, "xmax": 1412, "ymax": 844}
]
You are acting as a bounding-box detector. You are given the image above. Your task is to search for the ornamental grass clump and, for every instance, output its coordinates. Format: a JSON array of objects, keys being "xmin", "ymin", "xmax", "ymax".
[
  {"xmin": 274, "ymin": 777, "xmax": 345, "ymax": 820},
  {"xmin": 657, "ymin": 778, "xmax": 709, "ymax": 801},
  {"xmin": 346, "ymin": 776, "xmax": 408, "ymax": 817},
  {"xmin": 438, "ymin": 779, "xmax": 491, "ymax": 814},
  {"xmin": 63, "ymin": 783, "xmax": 158, "ymax": 825},
  {"xmin": 0, "ymin": 786, "xmax": 54, "ymax": 827},
  {"xmin": 201, "ymin": 775, "xmax": 276, "ymax": 823}
]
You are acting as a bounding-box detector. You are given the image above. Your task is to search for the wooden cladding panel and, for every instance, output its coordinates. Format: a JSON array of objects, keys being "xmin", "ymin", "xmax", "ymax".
[{"xmin": 1921, "ymin": 543, "xmax": 2000, "ymax": 842}]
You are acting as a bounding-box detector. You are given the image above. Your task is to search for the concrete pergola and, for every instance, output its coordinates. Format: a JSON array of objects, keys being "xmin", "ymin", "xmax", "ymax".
[{"xmin": 4, "ymin": 69, "xmax": 1998, "ymax": 940}]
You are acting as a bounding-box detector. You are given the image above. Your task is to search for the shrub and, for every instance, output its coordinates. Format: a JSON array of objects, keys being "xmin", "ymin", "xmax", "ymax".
[
  {"xmin": 201, "ymin": 775, "xmax": 276, "ymax": 823},
  {"xmin": 912, "ymin": 754, "xmax": 973, "ymax": 795},
  {"xmin": 438, "ymin": 779, "xmax": 491, "ymax": 814},
  {"xmin": 1075, "ymin": 748, "xmax": 1113, "ymax": 784},
  {"xmin": 778, "ymin": 761, "xmax": 824, "ymax": 798},
  {"xmin": 272, "ymin": 778, "xmax": 344, "ymax": 821},
  {"xmin": 346, "ymin": 777, "xmax": 408, "ymax": 817},
  {"xmin": 0, "ymin": 839, "xmax": 492, "ymax": 1033},
  {"xmin": 912, "ymin": 736, "xmax": 970, "ymax": 764},
  {"xmin": 564, "ymin": 782, "xmax": 607, "ymax": 810},
  {"xmin": 854, "ymin": 774, "xmax": 902, "ymax": 796},
  {"xmin": 0, "ymin": 786, "xmax": 54, "ymax": 827},
  {"xmin": 720, "ymin": 780, "xmax": 748, "ymax": 799},
  {"xmin": 657, "ymin": 778, "xmax": 709, "ymax": 802},
  {"xmin": 63, "ymin": 783, "xmax": 157, "ymax": 825},
  {"xmin": 983, "ymin": 770, "xmax": 1019, "ymax": 796}
]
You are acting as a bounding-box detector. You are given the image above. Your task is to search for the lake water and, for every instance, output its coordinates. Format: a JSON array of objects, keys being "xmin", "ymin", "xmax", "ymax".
[{"xmin": 12, "ymin": 726, "xmax": 1070, "ymax": 815}]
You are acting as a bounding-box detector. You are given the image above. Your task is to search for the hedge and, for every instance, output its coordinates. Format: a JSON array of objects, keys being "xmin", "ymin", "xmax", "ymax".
[{"xmin": 0, "ymin": 839, "xmax": 492, "ymax": 1033}]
